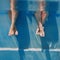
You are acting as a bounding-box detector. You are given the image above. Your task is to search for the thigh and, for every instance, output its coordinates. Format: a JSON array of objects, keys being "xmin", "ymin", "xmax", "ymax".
[{"xmin": 10, "ymin": 0, "xmax": 16, "ymax": 10}]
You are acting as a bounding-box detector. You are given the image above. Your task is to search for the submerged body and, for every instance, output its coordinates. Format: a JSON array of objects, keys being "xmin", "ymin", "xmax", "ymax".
[
  {"xmin": 35, "ymin": 0, "xmax": 47, "ymax": 37},
  {"xmin": 8, "ymin": 0, "xmax": 18, "ymax": 36}
]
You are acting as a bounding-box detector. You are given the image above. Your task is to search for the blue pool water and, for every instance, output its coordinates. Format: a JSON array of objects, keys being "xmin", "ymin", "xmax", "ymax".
[{"xmin": 0, "ymin": 0, "xmax": 60, "ymax": 60}]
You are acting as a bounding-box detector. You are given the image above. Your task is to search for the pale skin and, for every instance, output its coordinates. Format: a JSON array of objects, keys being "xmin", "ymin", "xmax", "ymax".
[
  {"xmin": 8, "ymin": 0, "xmax": 18, "ymax": 36},
  {"xmin": 35, "ymin": 1, "xmax": 47, "ymax": 37},
  {"xmin": 8, "ymin": 0, "xmax": 47, "ymax": 37}
]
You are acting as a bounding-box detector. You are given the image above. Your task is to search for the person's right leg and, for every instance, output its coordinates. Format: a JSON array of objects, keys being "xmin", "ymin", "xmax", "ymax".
[{"xmin": 8, "ymin": 0, "xmax": 18, "ymax": 36}]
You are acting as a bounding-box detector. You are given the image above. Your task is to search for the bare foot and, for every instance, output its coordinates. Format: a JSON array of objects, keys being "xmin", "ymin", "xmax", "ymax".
[
  {"xmin": 14, "ymin": 26, "xmax": 18, "ymax": 35},
  {"xmin": 8, "ymin": 26, "xmax": 18, "ymax": 36},
  {"xmin": 36, "ymin": 27, "xmax": 45, "ymax": 37}
]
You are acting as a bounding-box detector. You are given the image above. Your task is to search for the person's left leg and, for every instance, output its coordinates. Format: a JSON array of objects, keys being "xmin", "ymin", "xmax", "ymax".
[
  {"xmin": 36, "ymin": 10, "xmax": 47, "ymax": 37},
  {"xmin": 36, "ymin": 1, "xmax": 47, "ymax": 37}
]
